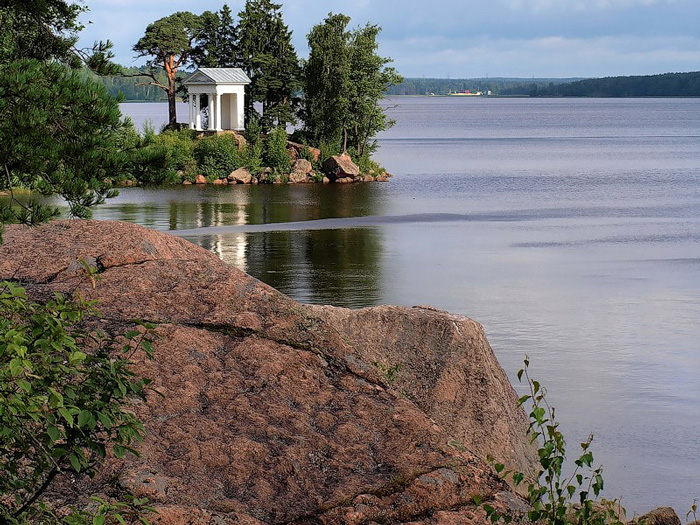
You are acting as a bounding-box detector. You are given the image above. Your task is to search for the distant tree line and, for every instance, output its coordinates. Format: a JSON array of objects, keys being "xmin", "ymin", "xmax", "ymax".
[
  {"xmin": 86, "ymin": 66, "xmax": 172, "ymax": 101},
  {"xmin": 385, "ymin": 77, "xmax": 579, "ymax": 96},
  {"xmin": 528, "ymin": 71, "xmax": 700, "ymax": 97}
]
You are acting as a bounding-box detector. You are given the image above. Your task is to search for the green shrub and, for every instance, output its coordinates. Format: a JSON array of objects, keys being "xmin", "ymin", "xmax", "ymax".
[
  {"xmin": 483, "ymin": 357, "xmax": 624, "ymax": 525},
  {"xmin": 194, "ymin": 134, "xmax": 242, "ymax": 179},
  {"xmin": 318, "ymin": 140, "xmax": 341, "ymax": 164},
  {"xmin": 243, "ymin": 118, "xmax": 264, "ymax": 173},
  {"xmin": 0, "ymin": 279, "xmax": 155, "ymax": 522},
  {"xmin": 349, "ymin": 149, "xmax": 384, "ymax": 177},
  {"xmin": 263, "ymin": 126, "xmax": 291, "ymax": 173}
]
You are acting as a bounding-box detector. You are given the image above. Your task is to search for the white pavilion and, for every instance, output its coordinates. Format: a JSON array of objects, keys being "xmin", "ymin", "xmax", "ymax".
[{"xmin": 182, "ymin": 68, "xmax": 251, "ymax": 132}]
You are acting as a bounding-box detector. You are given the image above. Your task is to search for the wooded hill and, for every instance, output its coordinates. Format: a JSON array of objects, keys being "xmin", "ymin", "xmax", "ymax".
[
  {"xmin": 385, "ymin": 71, "xmax": 700, "ymax": 97},
  {"xmin": 531, "ymin": 71, "xmax": 700, "ymax": 97}
]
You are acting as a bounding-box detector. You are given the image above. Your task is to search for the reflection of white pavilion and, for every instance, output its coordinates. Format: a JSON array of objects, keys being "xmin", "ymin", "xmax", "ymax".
[{"xmin": 183, "ymin": 68, "xmax": 251, "ymax": 131}]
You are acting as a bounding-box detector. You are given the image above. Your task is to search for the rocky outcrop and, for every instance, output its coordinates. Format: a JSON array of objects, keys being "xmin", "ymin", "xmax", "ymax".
[
  {"xmin": 632, "ymin": 508, "xmax": 682, "ymax": 525},
  {"xmin": 287, "ymin": 141, "xmax": 321, "ymax": 163},
  {"xmin": 289, "ymin": 159, "xmax": 313, "ymax": 183},
  {"xmin": 228, "ymin": 167, "xmax": 253, "ymax": 184},
  {"xmin": 322, "ymin": 153, "xmax": 361, "ymax": 181},
  {"xmin": 0, "ymin": 221, "xmax": 536, "ymax": 524},
  {"xmin": 309, "ymin": 305, "xmax": 539, "ymax": 478}
]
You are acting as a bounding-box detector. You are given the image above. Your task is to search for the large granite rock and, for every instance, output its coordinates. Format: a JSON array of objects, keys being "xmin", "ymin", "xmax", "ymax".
[
  {"xmin": 322, "ymin": 153, "xmax": 360, "ymax": 181},
  {"xmin": 228, "ymin": 167, "xmax": 253, "ymax": 184},
  {"xmin": 632, "ymin": 508, "xmax": 682, "ymax": 525},
  {"xmin": 0, "ymin": 221, "xmax": 536, "ymax": 524},
  {"xmin": 309, "ymin": 305, "xmax": 539, "ymax": 478}
]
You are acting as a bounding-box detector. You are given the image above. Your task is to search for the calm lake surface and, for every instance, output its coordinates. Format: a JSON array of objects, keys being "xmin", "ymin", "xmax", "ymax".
[{"xmin": 111, "ymin": 98, "xmax": 700, "ymax": 513}]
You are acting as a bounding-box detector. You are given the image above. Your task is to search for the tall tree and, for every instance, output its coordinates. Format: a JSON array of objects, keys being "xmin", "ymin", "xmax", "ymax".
[
  {"xmin": 193, "ymin": 4, "xmax": 237, "ymax": 68},
  {"xmin": 346, "ymin": 23, "xmax": 402, "ymax": 156},
  {"xmin": 0, "ymin": 0, "xmax": 126, "ymax": 238},
  {"xmin": 235, "ymin": 0, "xmax": 301, "ymax": 129},
  {"xmin": 133, "ymin": 11, "xmax": 205, "ymax": 129},
  {"xmin": 303, "ymin": 13, "xmax": 402, "ymax": 155},
  {"xmin": 303, "ymin": 13, "xmax": 352, "ymax": 151}
]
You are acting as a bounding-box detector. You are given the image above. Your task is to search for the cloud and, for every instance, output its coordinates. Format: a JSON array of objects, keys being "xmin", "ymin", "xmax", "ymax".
[
  {"xmin": 77, "ymin": 0, "xmax": 700, "ymax": 78},
  {"xmin": 382, "ymin": 34, "xmax": 700, "ymax": 77}
]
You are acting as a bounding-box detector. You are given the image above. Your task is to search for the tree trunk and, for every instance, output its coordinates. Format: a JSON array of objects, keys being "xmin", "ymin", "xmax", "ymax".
[{"xmin": 165, "ymin": 54, "xmax": 178, "ymax": 130}]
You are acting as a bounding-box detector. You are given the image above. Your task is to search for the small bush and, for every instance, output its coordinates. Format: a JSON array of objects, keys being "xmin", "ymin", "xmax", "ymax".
[
  {"xmin": 483, "ymin": 357, "xmax": 624, "ymax": 525},
  {"xmin": 318, "ymin": 140, "xmax": 341, "ymax": 164},
  {"xmin": 243, "ymin": 118, "xmax": 264, "ymax": 173},
  {"xmin": 194, "ymin": 134, "xmax": 242, "ymax": 179},
  {"xmin": 263, "ymin": 126, "xmax": 291, "ymax": 173},
  {"xmin": 0, "ymin": 279, "xmax": 155, "ymax": 522}
]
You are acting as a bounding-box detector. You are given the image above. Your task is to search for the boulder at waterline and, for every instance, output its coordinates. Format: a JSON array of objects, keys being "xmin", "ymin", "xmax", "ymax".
[{"xmin": 0, "ymin": 220, "xmax": 537, "ymax": 524}]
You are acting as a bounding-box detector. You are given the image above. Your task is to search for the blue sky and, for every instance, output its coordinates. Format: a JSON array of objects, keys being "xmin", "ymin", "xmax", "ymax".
[{"xmin": 78, "ymin": 0, "xmax": 700, "ymax": 78}]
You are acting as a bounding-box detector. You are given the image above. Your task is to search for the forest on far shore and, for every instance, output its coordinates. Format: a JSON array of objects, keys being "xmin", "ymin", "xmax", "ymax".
[{"xmin": 103, "ymin": 69, "xmax": 700, "ymax": 100}]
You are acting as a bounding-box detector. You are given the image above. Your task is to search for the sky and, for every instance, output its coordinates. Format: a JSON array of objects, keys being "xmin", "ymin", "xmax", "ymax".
[{"xmin": 77, "ymin": 0, "xmax": 700, "ymax": 79}]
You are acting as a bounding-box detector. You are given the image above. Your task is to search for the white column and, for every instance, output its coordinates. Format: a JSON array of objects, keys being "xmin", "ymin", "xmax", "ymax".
[
  {"xmin": 208, "ymin": 93, "xmax": 215, "ymax": 131},
  {"xmin": 236, "ymin": 91, "xmax": 245, "ymax": 130},
  {"xmin": 216, "ymin": 92, "xmax": 223, "ymax": 131},
  {"xmin": 195, "ymin": 94, "xmax": 201, "ymax": 131},
  {"xmin": 188, "ymin": 93, "xmax": 194, "ymax": 130}
]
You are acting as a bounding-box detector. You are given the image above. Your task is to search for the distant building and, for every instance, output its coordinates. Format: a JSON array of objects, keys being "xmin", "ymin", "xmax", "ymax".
[{"xmin": 183, "ymin": 68, "xmax": 251, "ymax": 131}]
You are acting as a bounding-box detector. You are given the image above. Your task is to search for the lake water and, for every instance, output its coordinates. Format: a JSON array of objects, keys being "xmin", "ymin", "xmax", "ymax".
[{"xmin": 110, "ymin": 98, "xmax": 700, "ymax": 514}]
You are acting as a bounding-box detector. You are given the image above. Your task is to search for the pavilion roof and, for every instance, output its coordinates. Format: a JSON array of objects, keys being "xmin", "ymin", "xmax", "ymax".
[{"xmin": 183, "ymin": 68, "xmax": 251, "ymax": 85}]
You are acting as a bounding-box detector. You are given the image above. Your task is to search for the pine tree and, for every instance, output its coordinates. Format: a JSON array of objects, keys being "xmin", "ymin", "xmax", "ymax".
[
  {"xmin": 133, "ymin": 11, "xmax": 205, "ymax": 129},
  {"xmin": 235, "ymin": 0, "xmax": 301, "ymax": 130},
  {"xmin": 193, "ymin": 5, "xmax": 237, "ymax": 68}
]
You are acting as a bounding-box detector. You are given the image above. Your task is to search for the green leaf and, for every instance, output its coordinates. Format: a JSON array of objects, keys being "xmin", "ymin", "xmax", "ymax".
[
  {"xmin": 78, "ymin": 410, "xmax": 92, "ymax": 427},
  {"xmin": 494, "ymin": 463, "xmax": 505, "ymax": 474},
  {"xmin": 98, "ymin": 411, "xmax": 113, "ymax": 429},
  {"xmin": 69, "ymin": 453, "xmax": 82, "ymax": 472},
  {"xmin": 47, "ymin": 425, "xmax": 61, "ymax": 442},
  {"xmin": 93, "ymin": 514, "xmax": 106, "ymax": 525},
  {"xmin": 59, "ymin": 407, "xmax": 74, "ymax": 427}
]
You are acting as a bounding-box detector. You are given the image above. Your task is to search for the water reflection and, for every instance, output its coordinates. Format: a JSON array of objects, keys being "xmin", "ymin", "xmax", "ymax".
[
  {"xmin": 84, "ymin": 183, "xmax": 387, "ymax": 231},
  {"xmin": 187, "ymin": 227, "xmax": 384, "ymax": 308}
]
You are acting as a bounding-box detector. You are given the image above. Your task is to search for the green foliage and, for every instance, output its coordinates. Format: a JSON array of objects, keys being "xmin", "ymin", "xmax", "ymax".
[
  {"xmin": 148, "ymin": 129, "xmax": 199, "ymax": 183},
  {"xmin": 243, "ymin": 118, "xmax": 264, "ymax": 173},
  {"xmin": 350, "ymin": 150, "xmax": 384, "ymax": 177},
  {"xmin": 234, "ymin": 0, "xmax": 302, "ymax": 130},
  {"xmin": 484, "ymin": 357, "xmax": 624, "ymax": 525},
  {"xmin": 346, "ymin": 23, "xmax": 402, "ymax": 156},
  {"xmin": 0, "ymin": 1, "xmax": 119, "ymax": 76},
  {"xmin": 133, "ymin": 11, "xmax": 205, "ymax": 129},
  {"xmin": 318, "ymin": 141, "xmax": 341, "ymax": 164},
  {"xmin": 303, "ymin": 13, "xmax": 351, "ymax": 152},
  {"xmin": 263, "ymin": 127, "xmax": 291, "ymax": 173},
  {"xmin": 531, "ymin": 71, "xmax": 700, "ymax": 97},
  {"xmin": 687, "ymin": 500, "xmax": 698, "ymax": 524},
  {"xmin": 303, "ymin": 13, "xmax": 401, "ymax": 154},
  {"xmin": 194, "ymin": 135, "xmax": 242, "ymax": 179},
  {"xmin": 375, "ymin": 362, "xmax": 401, "ymax": 385},
  {"xmin": 0, "ymin": 59, "xmax": 124, "ymax": 230},
  {"xmin": 0, "ymin": 280, "xmax": 155, "ymax": 522},
  {"xmin": 192, "ymin": 5, "xmax": 238, "ymax": 68}
]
